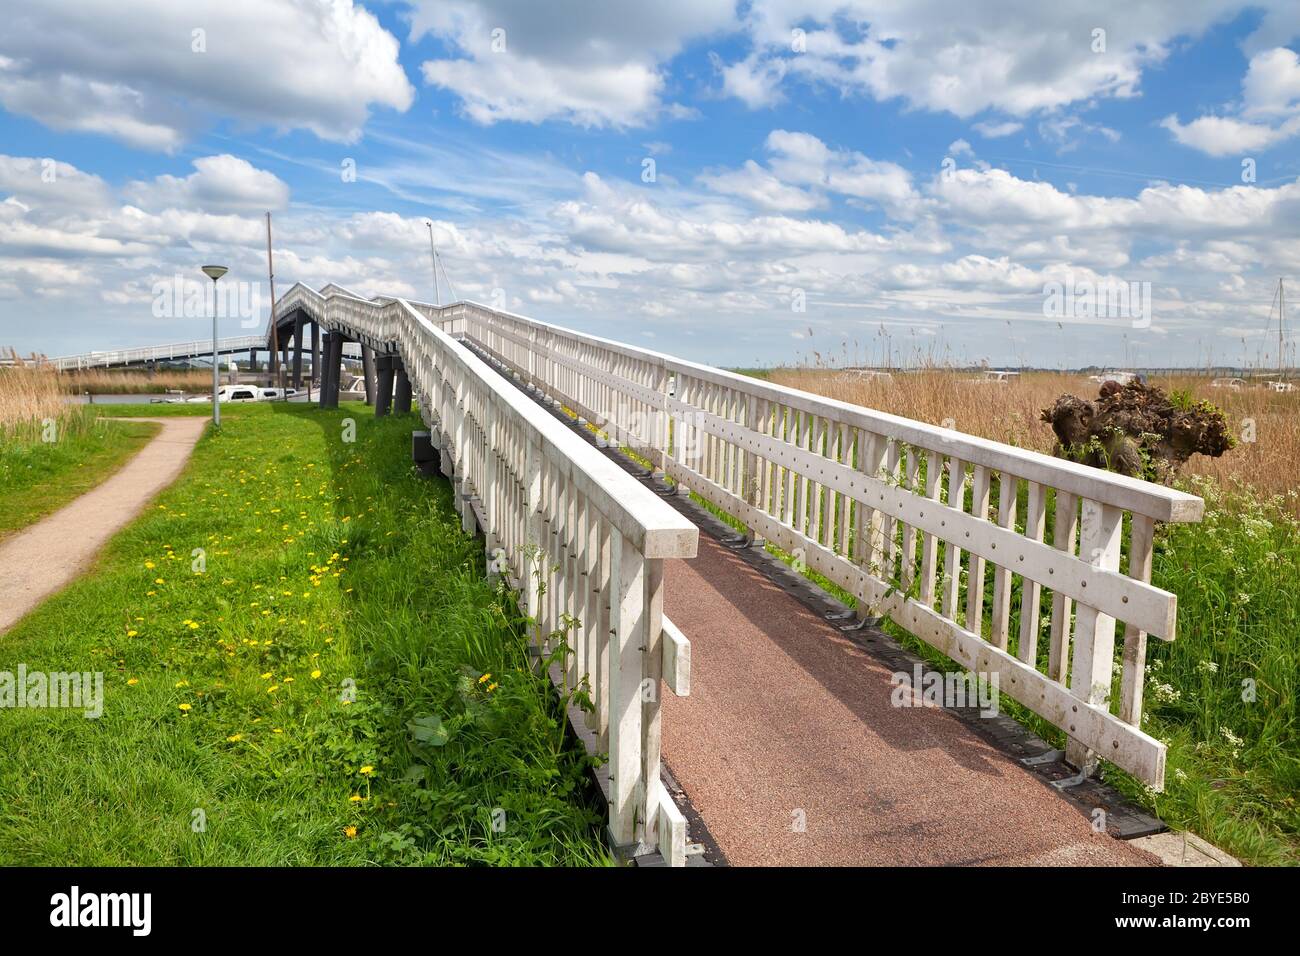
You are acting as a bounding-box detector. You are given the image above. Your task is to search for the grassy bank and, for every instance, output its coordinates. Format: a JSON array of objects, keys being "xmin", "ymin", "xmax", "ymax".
[
  {"xmin": 0, "ymin": 402, "xmax": 608, "ymax": 865},
  {"xmin": 0, "ymin": 401, "xmax": 160, "ymax": 539}
]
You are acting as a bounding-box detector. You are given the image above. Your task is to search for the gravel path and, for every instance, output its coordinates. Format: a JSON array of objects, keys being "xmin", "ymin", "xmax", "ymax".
[
  {"xmin": 661, "ymin": 532, "xmax": 1158, "ymax": 867},
  {"xmin": 0, "ymin": 417, "xmax": 207, "ymax": 634}
]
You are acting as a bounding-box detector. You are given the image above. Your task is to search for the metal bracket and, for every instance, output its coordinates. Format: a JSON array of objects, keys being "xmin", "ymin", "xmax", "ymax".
[
  {"xmin": 1020, "ymin": 749, "xmax": 1067, "ymax": 768},
  {"xmin": 1050, "ymin": 771, "xmax": 1089, "ymax": 790},
  {"xmin": 823, "ymin": 608, "xmax": 857, "ymax": 622},
  {"xmin": 837, "ymin": 614, "xmax": 880, "ymax": 632}
]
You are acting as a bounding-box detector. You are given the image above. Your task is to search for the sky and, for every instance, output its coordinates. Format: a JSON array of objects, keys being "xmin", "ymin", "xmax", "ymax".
[{"xmin": 1, "ymin": 0, "xmax": 1298, "ymax": 370}]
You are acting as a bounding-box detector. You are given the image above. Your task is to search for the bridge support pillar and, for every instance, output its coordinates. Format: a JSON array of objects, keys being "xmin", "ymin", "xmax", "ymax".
[
  {"xmin": 320, "ymin": 332, "xmax": 341, "ymax": 409},
  {"xmin": 291, "ymin": 314, "xmax": 304, "ymax": 390},
  {"xmin": 374, "ymin": 354, "xmax": 395, "ymax": 416},
  {"xmin": 311, "ymin": 322, "xmax": 320, "ymax": 385},
  {"xmin": 393, "ymin": 358, "xmax": 412, "ymax": 415},
  {"xmin": 248, "ymin": 349, "xmax": 258, "ymax": 373},
  {"xmin": 361, "ymin": 346, "xmax": 377, "ymax": 406}
]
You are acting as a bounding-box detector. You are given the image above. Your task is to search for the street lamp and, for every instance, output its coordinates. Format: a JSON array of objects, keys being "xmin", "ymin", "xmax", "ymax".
[{"xmin": 201, "ymin": 265, "xmax": 228, "ymax": 428}]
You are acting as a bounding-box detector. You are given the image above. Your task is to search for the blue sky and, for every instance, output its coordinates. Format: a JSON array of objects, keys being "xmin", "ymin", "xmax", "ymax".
[{"xmin": 1, "ymin": 0, "xmax": 1298, "ymax": 369}]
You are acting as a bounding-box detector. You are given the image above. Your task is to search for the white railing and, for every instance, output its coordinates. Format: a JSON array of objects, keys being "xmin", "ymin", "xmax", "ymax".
[
  {"xmin": 50, "ymin": 335, "xmax": 267, "ymax": 371},
  {"xmin": 275, "ymin": 284, "xmax": 699, "ymax": 864},
  {"xmin": 447, "ymin": 299, "xmax": 1204, "ymax": 791}
]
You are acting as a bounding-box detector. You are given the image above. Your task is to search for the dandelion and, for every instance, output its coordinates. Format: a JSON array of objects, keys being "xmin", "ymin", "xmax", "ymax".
[
  {"xmin": 178, "ymin": 703, "xmax": 192, "ymax": 712},
  {"xmin": 144, "ymin": 561, "xmax": 155, "ymax": 569},
  {"xmin": 359, "ymin": 766, "xmax": 374, "ymax": 775},
  {"xmin": 310, "ymin": 669, "xmax": 322, "ymax": 680},
  {"xmin": 126, "ymin": 678, "xmax": 139, "ymax": 686},
  {"xmin": 227, "ymin": 734, "xmax": 242, "ymax": 742},
  {"xmin": 343, "ymin": 826, "xmax": 357, "ymax": 838},
  {"xmin": 267, "ymin": 685, "xmax": 279, "ymax": 694},
  {"xmin": 155, "ymin": 578, "xmax": 165, "ymax": 585},
  {"xmin": 478, "ymin": 673, "xmax": 491, "ymax": 684},
  {"xmin": 127, "ymin": 630, "xmax": 138, "ymax": 637},
  {"xmin": 487, "ymin": 682, "xmax": 498, "ymax": 692},
  {"xmin": 349, "ymin": 794, "xmax": 362, "ymax": 803},
  {"xmin": 175, "ymin": 680, "xmax": 190, "ymax": 688}
]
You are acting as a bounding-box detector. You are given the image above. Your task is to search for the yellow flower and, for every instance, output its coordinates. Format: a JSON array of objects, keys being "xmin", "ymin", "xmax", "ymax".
[
  {"xmin": 175, "ymin": 680, "xmax": 189, "ymax": 688},
  {"xmin": 126, "ymin": 630, "xmax": 138, "ymax": 637},
  {"xmin": 126, "ymin": 678, "xmax": 139, "ymax": 686},
  {"xmin": 310, "ymin": 669, "xmax": 322, "ymax": 680},
  {"xmin": 487, "ymin": 682, "xmax": 498, "ymax": 692},
  {"xmin": 226, "ymin": 734, "xmax": 242, "ymax": 742},
  {"xmin": 478, "ymin": 673, "xmax": 491, "ymax": 684},
  {"xmin": 187, "ymin": 622, "xmax": 199, "ymax": 630},
  {"xmin": 144, "ymin": 561, "xmax": 155, "ymax": 569},
  {"xmin": 260, "ymin": 672, "xmax": 273, "ymax": 679},
  {"xmin": 272, "ymin": 728, "xmax": 283, "ymax": 734},
  {"xmin": 343, "ymin": 826, "xmax": 357, "ymax": 839},
  {"xmin": 177, "ymin": 703, "xmax": 192, "ymax": 712},
  {"xmin": 267, "ymin": 685, "xmax": 279, "ymax": 694},
  {"xmin": 349, "ymin": 794, "xmax": 362, "ymax": 803},
  {"xmin": 154, "ymin": 578, "xmax": 165, "ymax": 585},
  {"xmin": 359, "ymin": 766, "xmax": 373, "ymax": 775}
]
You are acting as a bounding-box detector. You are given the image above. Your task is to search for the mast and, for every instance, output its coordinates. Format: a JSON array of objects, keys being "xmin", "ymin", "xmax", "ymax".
[
  {"xmin": 266, "ymin": 212, "xmax": 282, "ymax": 396},
  {"xmin": 426, "ymin": 221, "xmax": 440, "ymax": 307}
]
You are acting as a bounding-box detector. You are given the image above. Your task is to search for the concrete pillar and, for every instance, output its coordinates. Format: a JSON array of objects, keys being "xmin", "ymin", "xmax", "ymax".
[
  {"xmin": 291, "ymin": 313, "xmax": 303, "ymax": 389},
  {"xmin": 374, "ymin": 353, "xmax": 395, "ymax": 417},
  {"xmin": 319, "ymin": 332, "xmax": 336, "ymax": 408},
  {"xmin": 393, "ymin": 357, "xmax": 412, "ymax": 415},
  {"xmin": 311, "ymin": 322, "xmax": 320, "ymax": 385},
  {"xmin": 329, "ymin": 334, "xmax": 346, "ymax": 408},
  {"xmin": 281, "ymin": 332, "xmax": 290, "ymax": 378},
  {"xmin": 361, "ymin": 345, "xmax": 376, "ymax": 406},
  {"xmin": 248, "ymin": 348, "xmax": 257, "ymax": 373}
]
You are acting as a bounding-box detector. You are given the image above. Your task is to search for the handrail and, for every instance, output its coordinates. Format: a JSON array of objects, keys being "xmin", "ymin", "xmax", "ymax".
[
  {"xmin": 445, "ymin": 300, "xmax": 1203, "ymax": 524},
  {"xmin": 49, "ymin": 335, "xmax": 267, "ymax": 371},
  {"xmin": 274, "ymin": 283, "xmax": 699, "ymax": 863}
]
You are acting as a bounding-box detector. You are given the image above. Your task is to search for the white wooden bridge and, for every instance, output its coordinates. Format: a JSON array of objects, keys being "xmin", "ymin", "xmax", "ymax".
[
  {"xmin": 261, "ymin": 283, "xmax": 1203, "ymax": 867},
  {"xmin": 45, "ymin": 283, "xmax": 1205, "ymax": 865}
]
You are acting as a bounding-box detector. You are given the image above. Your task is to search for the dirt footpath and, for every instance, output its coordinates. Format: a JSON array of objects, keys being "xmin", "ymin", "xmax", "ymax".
[{"xmin": 0, "ymin": 417, "xmax": 207, "ymax": 633}]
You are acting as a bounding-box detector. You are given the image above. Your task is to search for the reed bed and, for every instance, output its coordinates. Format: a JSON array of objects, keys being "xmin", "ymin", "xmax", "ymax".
[{"xmin": 769, "ymin": 368, "xmax": 1300, "ymax": 505}]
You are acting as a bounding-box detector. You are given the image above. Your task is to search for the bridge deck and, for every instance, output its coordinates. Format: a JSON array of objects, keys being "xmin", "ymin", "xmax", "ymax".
[{"xmin": 661, "ymin": 531, "xmax": 1156, "ymax": 866}]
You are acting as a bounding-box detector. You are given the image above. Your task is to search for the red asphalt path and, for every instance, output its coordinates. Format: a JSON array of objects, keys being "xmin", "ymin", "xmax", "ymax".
[{"xmin": 660, "ymin": 533, "xmax": 1157, "ymax": 867}]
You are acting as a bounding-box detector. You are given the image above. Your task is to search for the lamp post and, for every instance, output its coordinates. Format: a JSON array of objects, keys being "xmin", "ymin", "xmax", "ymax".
[{"xmin": 201, "ymin": 265, "xmax": 228, "ymax": 428}]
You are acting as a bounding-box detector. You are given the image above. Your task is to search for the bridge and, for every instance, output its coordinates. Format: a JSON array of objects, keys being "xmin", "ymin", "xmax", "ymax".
[
  {"xmin": 258, "ymin": 282, "xmax": 1204, "ymax": 867},
  {"xmin": 44, "ymin": 283, "xmax": 1205, "ymax": 865},
  {"xmin": 49, "ymin": 331, "xmax": 365, "ymax": 373}
]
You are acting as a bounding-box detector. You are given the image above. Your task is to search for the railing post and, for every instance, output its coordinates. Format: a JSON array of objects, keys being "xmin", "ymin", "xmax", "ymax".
[
  {"xmin": 1065, "ymin": 499, "xmax": 1124, "ymax": 775},
  {"xmin": 639, "ymin": 558, "xmax": 665, "ymax": 849},
  {"xmin": 607, "ymin": 531, "xmax": 645, "ymax": 851}
]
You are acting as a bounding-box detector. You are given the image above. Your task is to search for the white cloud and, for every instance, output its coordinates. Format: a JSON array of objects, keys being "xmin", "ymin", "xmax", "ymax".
[
  {"xmin": 698, "ymin": 160, "xmax": 825, "ymax": 212},
  {"xmin": 412, "ymin": 0, "xmax": 737, "ymax": 126},
  {"xmin": 1163, "ymin": 46, "xmax": 1300, "ymax": 156},
  {"xmin": 1160, "ymin": 113, "xmax": 1297, "ymax": 156},
  {"xmin": 718, "ymin": 1, "xmax": 1295, "ymax": 121},
  {"xmin": 972, "ymin": 120, "xmax": 1023, "ymax": 138},
  {"xmin": 0, "ymin": 1, "xmax": 413, "ymax": 151},
  {"xmin": 126, "ymin": 155, "xmax": 290, "ymax": 213}
]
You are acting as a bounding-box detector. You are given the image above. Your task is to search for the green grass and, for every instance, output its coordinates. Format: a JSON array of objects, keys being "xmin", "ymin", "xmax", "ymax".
[
  {"xmin": 1109, "ymin": 477, "xmax": 1299, "ymax": 865},
  {"xmin": 0, "ymin": 412, "xmax": 160, "ymax": 539},
  {"xmin": 0, "ymin": 401, "xmax": 609, "ymax": 865}
]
